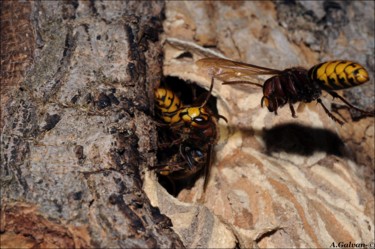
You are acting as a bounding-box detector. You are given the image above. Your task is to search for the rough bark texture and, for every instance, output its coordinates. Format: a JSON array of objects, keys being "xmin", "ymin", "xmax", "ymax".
[
  {"xmin": 1, "ymin": 1, "xmax": 374, "ymax": 249},
  {"xmin": 1, "ymin": 1, "xmax": 184, "ymax": 248},
  {"xmin": 144, "ymin": 1, "xmax": 375, "ymax": 248}
]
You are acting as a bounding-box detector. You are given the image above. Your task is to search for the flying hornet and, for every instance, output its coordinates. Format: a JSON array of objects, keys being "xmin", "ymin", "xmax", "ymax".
[
  {"xmin": 153, "ymin": 79, "xmax": 227, "ymax": 191},
  {"xmin": 196, "ymin": 58, "xmax": 374, "ymax": 125}
]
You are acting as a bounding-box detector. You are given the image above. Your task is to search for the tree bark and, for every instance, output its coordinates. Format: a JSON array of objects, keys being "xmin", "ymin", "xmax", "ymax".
[
  {"xmin": 1, "ymin": 1, "xmax": 184, "ymax": 248},
  {"xmin": 2, "ymin": 1, "xmax": 374, "ymax": 249}
]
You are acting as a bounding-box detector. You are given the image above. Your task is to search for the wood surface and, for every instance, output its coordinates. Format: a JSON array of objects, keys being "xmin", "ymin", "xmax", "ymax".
[{"xmin": 1, "ymin": 1, "xmax": 374, "ymax": 248}]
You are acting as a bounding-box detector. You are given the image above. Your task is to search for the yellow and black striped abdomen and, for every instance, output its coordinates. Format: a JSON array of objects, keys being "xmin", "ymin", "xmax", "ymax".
[
  {"xmin": 154, "ymin": 88, "xmax": 183, "ymax": 124},
  {"xmin": 308, "ymin": 61, "xmax": 369, "ymax": 90}
]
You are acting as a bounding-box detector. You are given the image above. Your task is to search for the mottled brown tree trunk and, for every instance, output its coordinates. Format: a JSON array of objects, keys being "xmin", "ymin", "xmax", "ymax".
[{"xmin": 1, "ymin": 1, "xmax": 184, "ymax": 248}]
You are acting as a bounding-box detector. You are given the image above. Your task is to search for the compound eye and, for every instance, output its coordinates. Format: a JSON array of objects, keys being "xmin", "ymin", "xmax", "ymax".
[
  {"xmin": 194, "ymin": 150, "xmax": 204, "ymax": 158},
  {"xmin": 193, "ymin": 117, "xmax": 206, "ymax": 125}
]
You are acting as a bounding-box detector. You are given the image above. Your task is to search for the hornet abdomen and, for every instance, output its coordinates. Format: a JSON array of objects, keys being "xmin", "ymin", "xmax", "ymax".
[
  {"xmin": 308, "ymin": 60, "xmax": 369, "ymax": 90},
  {"xmin": 154, "ymin": 88, "xmax": 183, "ymax": 124}
]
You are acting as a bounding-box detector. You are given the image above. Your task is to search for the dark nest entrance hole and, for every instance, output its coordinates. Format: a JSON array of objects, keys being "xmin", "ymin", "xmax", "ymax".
[{"xmin": 154, "ymin": 76, "xmax": 220, "ymax": 196}]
